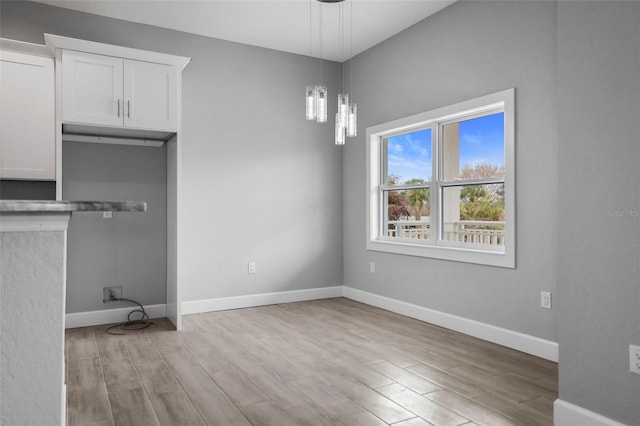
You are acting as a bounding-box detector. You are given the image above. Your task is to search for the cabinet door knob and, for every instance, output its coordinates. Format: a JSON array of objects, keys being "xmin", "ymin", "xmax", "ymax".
[
  {"xmin": 117, "ymin": 99, "xmax": 121, "ymax": 117},
  {"xmin": 127, "ymin": 100, "xmax": 131, "ymax": 119}
]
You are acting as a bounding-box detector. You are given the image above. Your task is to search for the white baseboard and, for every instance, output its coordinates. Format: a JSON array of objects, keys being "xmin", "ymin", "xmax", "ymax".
[
  {"xmin": 554, "ymin": 399, "xmax": 628, "ymax": 426},
  {"xmin": 65, "ymin": 304, "xmax": 167, "ymax": 329},
  {"xmin": 65, "ymin": 286, "xmax": 557, "ymax": 363},
  {"xmin": 181, "ymin": 286, "xmax": 344, "ymax": 315},
  {"xmin": 343, "ymin": 286, "xmax": 558, "ymax": 362}
]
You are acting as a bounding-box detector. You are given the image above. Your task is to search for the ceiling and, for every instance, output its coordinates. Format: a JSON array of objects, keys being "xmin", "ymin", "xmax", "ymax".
[{"xmin": 32, "ymin": 0, "xmax": 457, "ymax": 62}]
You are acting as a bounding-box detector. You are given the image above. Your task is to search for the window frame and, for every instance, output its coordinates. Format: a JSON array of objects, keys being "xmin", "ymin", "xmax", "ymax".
[
  {"xmin": 366, "ymin": 89, "xmax": 515, "ymax": 268},
  {"xmin": 380, "ymin": 124, "xmax": 435, "ymax": 244}
]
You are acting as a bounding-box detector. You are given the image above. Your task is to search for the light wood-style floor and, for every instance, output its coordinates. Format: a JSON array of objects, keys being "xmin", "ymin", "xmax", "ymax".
[{"xmin": 66, "ymin": 298, "xmax": 557, "ymax": 426}]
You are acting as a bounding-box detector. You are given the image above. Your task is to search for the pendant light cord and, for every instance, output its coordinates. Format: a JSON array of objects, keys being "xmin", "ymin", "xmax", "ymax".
[
  {"xmin": 350, "ymin": 0, "xmax": 353, "ymax": 97},
  {"xmin": 340, "ymin": 2, "xmax": 344, "ymax": 93},
  {"xmin": 319, "ymin": 2, "xmax": 323, "ymax": 84},
  {"xmin": 309, "ymin": 0, "xmax": 312, "ymax": 58}
]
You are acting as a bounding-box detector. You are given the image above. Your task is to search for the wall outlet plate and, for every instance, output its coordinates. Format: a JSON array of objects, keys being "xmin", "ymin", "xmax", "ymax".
[
  {"xmin": 540, "ymin": 291, "xmax": 552, "ymax": 309},
  {"xmin": 102, "ymin": 286, "xmax": 122, "ymax": 303},
  {"xmin": 370, "ymin": 261, "xmax": 376, "ymax": 274},
  {"xmin": 630, "ymin": 345, "xmax": 640, "ymax": 375},
  {"xmin": 248, "ymin": 261, "xmax": 256, "ymax": 274}
]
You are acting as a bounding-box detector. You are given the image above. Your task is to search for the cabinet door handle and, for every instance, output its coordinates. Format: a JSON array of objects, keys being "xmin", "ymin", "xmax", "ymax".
[
  {"xmin": 117, "ymin": 99, "xmax": 121, "ymax": 117},
  {"xmin": 127, "ymin": 100, "xmax": 131, "ymax": 119}
]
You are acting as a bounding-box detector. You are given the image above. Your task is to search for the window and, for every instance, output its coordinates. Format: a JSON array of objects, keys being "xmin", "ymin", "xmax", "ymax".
[{"xmin": 366, "ymin": 89, "xmax": 515, "ymax": 268}]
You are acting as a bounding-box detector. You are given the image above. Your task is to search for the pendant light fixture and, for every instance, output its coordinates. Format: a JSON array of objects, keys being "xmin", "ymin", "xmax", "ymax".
[
  {"xmin": 306, "ymin": 0, "xmax": 327, "ymax": 123},
  {"xmin": 306, "ymin": 0, "xmax": 357, "ymax": 145}
]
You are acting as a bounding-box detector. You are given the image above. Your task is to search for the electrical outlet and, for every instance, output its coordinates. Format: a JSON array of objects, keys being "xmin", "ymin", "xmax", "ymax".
[
  {"xmin": 370, "ymin": 261, "xmax": 376, "ymax": 274},
  {"xmin": 540, "ymin": 291, "xmax": 552, "ymax": 309},
  {"xmin": 630, "ymin": 345, "xmax": 640, "ymax": 375},
  {"xmin": 103, "ymin": 211, "xmax": 113, "ymax": 219},
  {"xmin": 248, "ymin": 261, "xmax": 256, "ymax": 274},
  {"xmin": 102, "ymin": 286, "xmax": 122, "ymax": 303}
]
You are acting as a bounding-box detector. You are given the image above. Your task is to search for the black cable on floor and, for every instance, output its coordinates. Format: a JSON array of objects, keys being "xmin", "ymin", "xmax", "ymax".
[{"xmin": 105, "ymin": 296, "xmax": 157, "ymax": 335}]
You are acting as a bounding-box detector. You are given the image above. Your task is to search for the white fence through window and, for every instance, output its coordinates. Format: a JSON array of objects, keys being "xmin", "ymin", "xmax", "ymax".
[{"xmin": 387, "ymin": 220, "xmax": 505, "ymax": 246}]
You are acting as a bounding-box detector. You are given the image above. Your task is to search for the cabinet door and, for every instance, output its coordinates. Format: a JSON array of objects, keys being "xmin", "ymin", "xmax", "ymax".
[
  {"xmin": 62, "ymin": 51, "xmax": 123, "ymax": 127},
  {"xmin": 124, "ymin": 60, "xmax": 177, "ymax": 131},
  {"xmin": 0, "ymin": 51, "xmax": 55, "ymax": 180}
]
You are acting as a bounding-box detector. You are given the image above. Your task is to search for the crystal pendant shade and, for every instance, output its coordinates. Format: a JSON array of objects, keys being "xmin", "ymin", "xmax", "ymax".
[
  {"xmin": 346, "ymin": 103, "xmax": 357, "ymax": 137},
  {"xmin": 316, "ymin": 86, "xmax": 327, "ymax": 123},
  {"xmin": 335, "ymin": 112, "xmax": 345, "ymax": 145},
  {"xmin": 305, "ymin": 86, "xmax": 316, "ymax": 120},
  {"xmin": 333, "ymin": 95, "xmax": 356, "ymax": 144},
  {"xmin": 338, "ymin": 93, "xmax": 349, "ymax": 127},
  {"xmin": 306, "ymin": 86, "xmax": 328, "ymax": 123}
]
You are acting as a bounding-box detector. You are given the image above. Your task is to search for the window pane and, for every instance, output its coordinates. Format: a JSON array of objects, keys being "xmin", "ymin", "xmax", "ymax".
[
  {"xmin": 441, "ymin": 183, "xmax": 505, "ymax": 247},
  {"xmin": 442, "ymin": 112, "xmax": 504, "ymax": 180},
  {"xmin": 383, "ymin": 188, "xmax": 430, "ymax": 239},
  {"xmin": 385, "ymin": 128, "xmax": 432, "ymax": 185}
]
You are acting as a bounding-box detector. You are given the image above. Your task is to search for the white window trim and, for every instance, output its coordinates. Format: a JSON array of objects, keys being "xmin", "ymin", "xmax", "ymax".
[{"xmin": 366, "ymin": 88, "xmax": 515, "ymax": 268}]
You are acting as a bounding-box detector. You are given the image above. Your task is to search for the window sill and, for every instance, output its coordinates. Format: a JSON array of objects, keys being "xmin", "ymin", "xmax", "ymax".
[{"xmin": 366, "ymin": 239, "xmax": 515, "ymax": 268}]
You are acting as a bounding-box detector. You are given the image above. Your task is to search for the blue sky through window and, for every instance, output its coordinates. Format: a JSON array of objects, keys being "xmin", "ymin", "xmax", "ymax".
[
  {"xmin": 458, "ymin": 112, "xmax": 504, "ymax": 171},
  {"xmin": 386, "ymin": 128, "xmax": 432, "ymax": 183},
  {"xmin": 386, "ymin": 112, "xmax": 504, "ymax": 184}
]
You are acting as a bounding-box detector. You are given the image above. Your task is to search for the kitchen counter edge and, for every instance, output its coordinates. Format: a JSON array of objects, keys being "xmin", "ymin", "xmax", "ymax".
[{"xmin": 0, "ymin": 200, "xmax": 147, "ymax": 213}]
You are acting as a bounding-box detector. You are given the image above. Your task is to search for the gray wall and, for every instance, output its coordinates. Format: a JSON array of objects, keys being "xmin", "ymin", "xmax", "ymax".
[
  {"xmin": 343, "ymin": 1, "xmax": 558, "ymax": 341},
  {"xmin": 557, "ymin": 2, "xmax": 640, "ymax": 424},
  {"xmin": 0, "ymin": 1, "xmax": 343, "ymax": 311},
  {"xmin": 62, "ymin": 142, "xmax": 167, "ymax": 313},
  {"xmin": 0, "ymin": 180, "xmax": 55, "ymax": 200},
  {"xmin": 178, "ymin": 23, "xmax": 343, "ymax": 301}
]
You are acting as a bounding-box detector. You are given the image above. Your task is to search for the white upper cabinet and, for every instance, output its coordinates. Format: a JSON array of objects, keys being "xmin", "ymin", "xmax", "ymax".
[
  {"xmin": 0, "ymin": 49, "xmax": 55, "ymax": 180},
  {"xmin": 62, "ymin": 51, "xmax": 123, "ymax": 127},
  {"xmin": 62, "ymin": 50, "xmax": 177, "ymax": 132},
  {"xmin": 124, "ymin": 59, "xmax": 176, "ymax": 131}
]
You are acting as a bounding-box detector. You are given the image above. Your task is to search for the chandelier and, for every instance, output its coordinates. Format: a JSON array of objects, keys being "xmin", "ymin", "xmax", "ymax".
[{"xmin": 306, "ymin": 0, "xmax": 357, "ymax": 145}]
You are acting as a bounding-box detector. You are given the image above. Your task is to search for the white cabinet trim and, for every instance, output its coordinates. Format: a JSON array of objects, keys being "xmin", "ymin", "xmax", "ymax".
[
  {"xmin": 0, "ymin": 38, "xmax": 52, "ymax": 57},
  {"xmin": 45, "ymin": 33, "xmax": 190, "ymax": 70}
]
